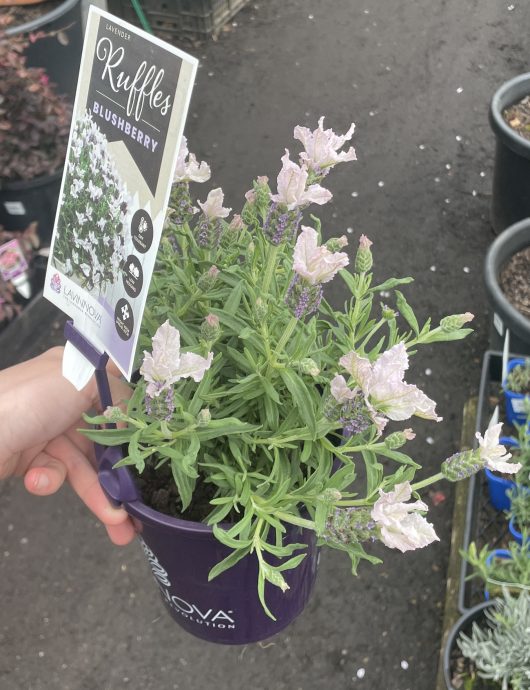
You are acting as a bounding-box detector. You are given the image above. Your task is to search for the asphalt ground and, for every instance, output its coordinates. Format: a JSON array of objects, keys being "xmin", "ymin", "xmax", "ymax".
[{"xmin": 1, "ymin": 1, "xmax": 527, "ymax": 688}]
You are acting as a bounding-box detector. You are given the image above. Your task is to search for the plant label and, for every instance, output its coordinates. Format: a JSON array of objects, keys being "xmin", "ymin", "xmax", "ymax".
[
  {"xmin": 44, "ymin": 6, "xmax": 198, "ymax": 381},
  {"xmin": 0, "ymin": 239, "xmax": 28, "ymax": 282}
]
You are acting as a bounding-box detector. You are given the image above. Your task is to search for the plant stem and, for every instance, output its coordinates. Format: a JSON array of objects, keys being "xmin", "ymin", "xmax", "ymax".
[
  {"xmin": 410, "ymin": 471, "xmax": 445, "ymax": 492},
  {"xmin": 360, "ymin": 318, "xmax": 386, "ymax": 351},
  {"xmin": 336, "ymin": 499, "xmax": 372, "ymax": 507},
  {"xmin": 177, "ymin": 289, "xmax": 201, "ymax": 317},
  {"xmin": 272, "ymin": 316, "xmax": 298, "ymax": 362},
  {"xmin": 261, "ymin": 243, "xmax": 280, "ymax": 296},
  {"xmin": 275, "ymin": 510, "xmax": 315, "ymax": 531}
]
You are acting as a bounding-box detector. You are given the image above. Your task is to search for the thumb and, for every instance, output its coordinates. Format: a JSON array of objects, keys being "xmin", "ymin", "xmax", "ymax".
[{"xmin": 24, "ymin": 453, "xmax": 68, "ymax": 495}]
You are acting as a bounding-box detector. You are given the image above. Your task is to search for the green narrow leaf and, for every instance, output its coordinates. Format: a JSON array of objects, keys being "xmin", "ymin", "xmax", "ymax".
[
  {"xmin": 276, "ymin": 553, "xmax": 307, "ymax": 571},
  {"xmin": 170, "ymin": 458, "xmax": 196, "ymax": 510},
  {"xmin": 212, "ymin": 524, "xmax": 253, "ymax": 549},
  {"xmin": 224, "ymin": 280, "xmax": 244, "ymax": 315},
  {"xmin": 257, "ymin": 569, "xmax": 276, "ymax": 620},
  {"xmin": 208, "ymin": 546, "xmax": 252, "ymax": 581},
  {"xmin": 395, "ymin": 290, "xmax": 419, "ymax": 335},
  {"xmin": 261, "ymin": 562, "xmax": 289, "ymax": 592},
  {"xmin": 80, "ymin": 427, "xmax": 135, "ymax": 446},
  {"xmin": 314, "ymin": 499, "xmax": 330, "ymax": 536},
  {"xmin": 421, "ymin": 328, "xmax": 474, "ymax": 343},
  {"xmin": 370, "ymin": 277, "xmax": 414, "ymax": 292},
  {"xmin": 129, "ymin": 429, "xmax": 147, "ymax": 472},
  {"xmin": 376, "ymin": 447, "xmax": 421, "ymax": 468},
  {"xmin": 362, "ymin": 450, "xmax": 383, "ymax": 497},
  {"xmin": 195, "ymin": 418, "xmax": 261, "ymax": 441},
  {"xmin": 260, "ymin": 374, "xmax": 280, "ymax": 403},
  {"xmin": 279, "ymin": 368, "xmax": 317, "ymax": 438},
  {"xmin": 260, "ymin": 541, "xmax": 307, "ymax": 557},
  {"xmin": 339, "ymin": 268, "xmax": 357, "ymax": 293}
]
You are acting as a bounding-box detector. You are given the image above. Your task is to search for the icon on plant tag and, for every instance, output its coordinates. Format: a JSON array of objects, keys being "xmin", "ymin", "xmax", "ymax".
[
  {"xmin": 123, "ymin": 254, "xmax": 143, "ymax": 298},
  {"xmin": 114, "ymin": 297, "xmax": 134, "ymax": 341},
  {"xmin": 131, "ymin": 210, "xmax": 153, "ymax": 253}
]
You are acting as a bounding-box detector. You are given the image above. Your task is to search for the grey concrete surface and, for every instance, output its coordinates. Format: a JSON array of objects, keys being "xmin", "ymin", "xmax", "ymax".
[{"xmin": 1, "ymin": 0, "xmax": 527, "ymax": 688}]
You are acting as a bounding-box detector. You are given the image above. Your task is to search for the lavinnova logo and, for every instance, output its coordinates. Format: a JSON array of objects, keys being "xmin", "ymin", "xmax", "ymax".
[
  {"xmin": 140, "ymin": 538, "xmax": 171, "ymax": 587},
  {"xmin": 140, "ymin": 538, "xmax": 236, "ymax": 629}
]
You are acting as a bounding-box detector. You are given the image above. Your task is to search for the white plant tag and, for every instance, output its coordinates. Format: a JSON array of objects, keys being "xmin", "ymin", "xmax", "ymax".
[
  {"xmin": 62, "ymin": 340, "xmax": 96, "ymax": 391},
  {"xmin": 43, "ymin": 7, "xmax": 198, "ymax": 380},
  {"xmin": 3, "ymin": 201, "xmax": 26, "ymax": 215},
  {"xmin": 511, "ymin": 398, "xmax": 528, "ymax": 414},
  {"xmin": 493, "ymin": 312, "xmax": 504, "ymax": 336}
]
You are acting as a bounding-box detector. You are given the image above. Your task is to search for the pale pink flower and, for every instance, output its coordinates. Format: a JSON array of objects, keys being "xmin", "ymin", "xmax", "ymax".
[
  {"xmin": 173, "ymin": 136, "xmax": 211, "ymax": 183},
  {"xmin": 476, "ymin": 423, "xmax": 521, "ymax": 474},
  {"xmin": 330, "ymin": 374, "xmax": 357, "ymax": 403},
  {"xmin": 229, "ymin": 214, "xmax": 244, "ymax": 231},
  {"xmin": 294, "ymin": 117, "xmax": 357, "ymax": 170},
  {"xmin": 141, "ymin": 320, "xmax": 213, "ymax": 397},
  {"xmin": 198, "ymin": 188, "xmax": 231, "ymax": 220},
  {"xmin": 371, "ymin": 482, "xmax": 439, "ymax": 553},
  {"xmin": 403, "ymin": 428, "xmax": 416, "ymax": 440},
  {"xmin": 359, "ymin": 234, "xmax": 372, "ymax": 250},
  {"xmin": 293, "ymin": 226, "xmax": 349, "ymax": 285},
  {"xmin": 270, "ymin": 150, "xmax": 332, "ymax": 210},
  {"xmin": 339, "ymin": 342, "xmax": 441, "ymax": 422}
]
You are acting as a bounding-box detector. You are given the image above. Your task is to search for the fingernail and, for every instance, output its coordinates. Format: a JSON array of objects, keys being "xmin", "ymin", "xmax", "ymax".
[{"xmin": 34, "ymin": 473, "xmax": 50, "ymax": 490}]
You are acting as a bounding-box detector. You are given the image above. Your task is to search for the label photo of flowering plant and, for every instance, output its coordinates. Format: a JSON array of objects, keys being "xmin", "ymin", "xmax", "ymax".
[{"xmin": 52, "ymin": 110, "xmax": 130, "ymax": 295}]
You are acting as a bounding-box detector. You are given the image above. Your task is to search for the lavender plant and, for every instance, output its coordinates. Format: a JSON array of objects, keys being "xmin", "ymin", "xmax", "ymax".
[
  {"xmin": 52, "ymin": 111, "xmax": 130, "ymax": 293},
  {"xmin": 457, "ymin": 590, "xmax": 530, "ymax": 690},
  {"xmin": 508, "ymin": 407, "xmax": 530, "ymax": 485},
  {"xmin": 462, "ymin": 540, "xmax": 530, "ymax": 596},
  {"xmin": 84, "ymin": 122, "xmax": 521, "ymax": 617},
  {"xmin": 506, "ymin": 359, "xmax": 530, "ymax": 395},
  {"xmin": 508, "ymin": 485, "xmax": 530, "ymax": 534}
]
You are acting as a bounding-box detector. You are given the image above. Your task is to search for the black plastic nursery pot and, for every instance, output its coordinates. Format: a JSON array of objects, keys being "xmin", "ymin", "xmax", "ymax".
[
  {"xmin": 489, "ymin": 73, "xmax": 530, "ymax": 235},
  {"xmin": 5, "ymin": 0, "xmax": 83, "ymax": 101},
  {"xmin": 484, "ymin": 218, "xmax": 530, "ymax": 356},
  {"xmin": 443, "ymin": 600, "xmax": 494, "ymax": 690},
  {"xmin": 0, "ymin": 171, "xmax": 62, "ymax": 245}
]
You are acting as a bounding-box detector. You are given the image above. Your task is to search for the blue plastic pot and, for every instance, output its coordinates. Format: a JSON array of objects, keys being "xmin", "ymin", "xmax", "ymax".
[
  {"xmin": 503, "ymin": 358, "xmax": 530, "ymax": 426},
  {"xmin": 485, "ymin": 436, "xmax": 519, "ymax": 510},
  {"xmin": 508, "ymin": 516, "xmax": 529, "ymax": 545},
  {"xmin": 484, "ymin": 549, "xmax": 512, "ymax": 600}
]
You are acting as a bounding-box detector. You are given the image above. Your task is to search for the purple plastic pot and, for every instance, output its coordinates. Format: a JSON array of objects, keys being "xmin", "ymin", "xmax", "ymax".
[
  {"xmin": 503, "ymin": 358, "xmax": 530, "ymax": 426},
  {"xmin": 66, "ymin": 321, "xmax": 319, "ymax": 644},
  {"xmin": 99, "ymin": 445, "xmax": 319, "ymax": 645}
]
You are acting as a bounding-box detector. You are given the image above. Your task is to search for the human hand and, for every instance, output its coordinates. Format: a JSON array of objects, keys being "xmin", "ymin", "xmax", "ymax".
[{"xmin": 0, "ymin": 347, "xmax": 135, "ymax": 545}]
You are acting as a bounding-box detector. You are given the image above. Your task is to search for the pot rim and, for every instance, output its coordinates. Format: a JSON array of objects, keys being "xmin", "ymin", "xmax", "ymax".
[
  {"xmin": 490, "ymin": 72, "xmax": 530, "ymax": 158},
  {"xmin": 0, "ymin": 169, "xmax": 63, "ymax": 192},
  {"xmin": 443, "ymin": 600, "xmax": 495, "ymax": 690},
  {"xmin": 484, "ymin": 218, "xmax": 530, "ymax": 341},
  {"xmin": 5, "ymin": 0, "xmax": 81, "ymax": 36},
  {"xmin": 123, "ymin": 493, "xmax": 220, "ymax": 535}
]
